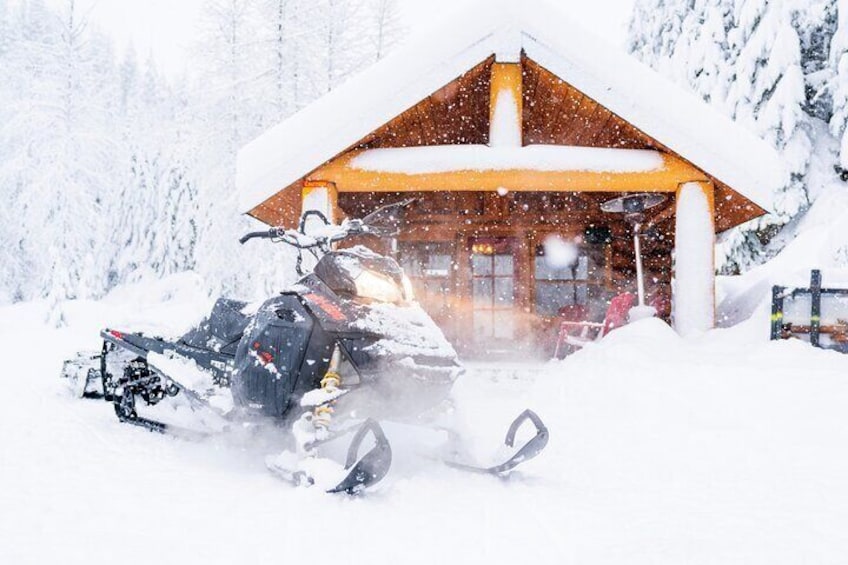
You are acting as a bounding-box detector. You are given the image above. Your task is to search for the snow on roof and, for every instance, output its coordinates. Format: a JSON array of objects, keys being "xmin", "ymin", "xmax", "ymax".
[{"xmin": 237, "ymin": 0, "xmax": 782, "ymax": 215}]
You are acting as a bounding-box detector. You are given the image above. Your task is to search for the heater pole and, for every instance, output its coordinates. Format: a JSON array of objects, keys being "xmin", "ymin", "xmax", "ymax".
[{"xmin": 633, "ymin": 223, "xmax": 646, "ymax": 307}]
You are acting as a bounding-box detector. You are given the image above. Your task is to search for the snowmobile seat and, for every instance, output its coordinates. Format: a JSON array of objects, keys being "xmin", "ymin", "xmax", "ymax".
[
  {"xmin": 180, "ymin": 298, "xmax": 251, "ymax": 354},
  {"xmin": 553, "ymin": 292, "xmax": 635, "ymax": 358}
]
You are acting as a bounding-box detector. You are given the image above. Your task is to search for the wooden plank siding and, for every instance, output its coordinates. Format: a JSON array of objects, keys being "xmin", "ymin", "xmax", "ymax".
[
  {"xmin": 249, "ymin": 56, "xmax": 764, "ymax": 232},
  {"xmin": 242, "ymin": 55, "xmax": 756, "ymax": 353},
  {"xmin": 337, "ymin": 190, "xmax": 674, "ymax": 355},
  {"xmin": 521, "ymin": 57, "xmax": 764, "ymax": 230}
]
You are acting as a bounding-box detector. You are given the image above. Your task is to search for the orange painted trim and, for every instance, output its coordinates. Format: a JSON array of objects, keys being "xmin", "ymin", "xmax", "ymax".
[
  {"xmin": 302, "ymin": 180, "xmax": 341, "ymax": 223},
  {"xmin": 308, "ymin": 150, "xmax": 709, "ymax": 193},
  {"xmin": 490, "ymin": 62, "xmax": 523, "ymax": 145}
]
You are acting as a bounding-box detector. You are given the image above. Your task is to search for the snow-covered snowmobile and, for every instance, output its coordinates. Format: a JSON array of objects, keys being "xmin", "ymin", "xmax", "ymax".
[{"xmin": 61, "ymin": 201, "xmax": 548, "ymax": 493}]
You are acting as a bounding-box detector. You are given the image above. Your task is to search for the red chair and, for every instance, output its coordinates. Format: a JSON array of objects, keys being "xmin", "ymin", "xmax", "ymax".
[{"xmin": 553, "ymin": 292, "xmax": 635, "ymax": 358}]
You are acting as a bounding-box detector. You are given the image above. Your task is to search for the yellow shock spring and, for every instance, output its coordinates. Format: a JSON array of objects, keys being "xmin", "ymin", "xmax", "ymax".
[
  {"xmin": 312, "ymin": 348, "xmax": 343, "ymax": 429},
  {"xmin": 320, "ymin": 371, "xmax": 341, "ymax": 391}
]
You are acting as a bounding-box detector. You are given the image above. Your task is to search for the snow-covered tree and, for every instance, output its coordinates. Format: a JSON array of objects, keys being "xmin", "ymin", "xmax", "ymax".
[
  {"xmin": 0, "ymin": 0, "xmax": 119, "ymax": 305},
  {"xmin": 732, "ymin": 1, "xmax": 811, "ymax": 205},
  {"xmin": 0, "ymin": 0, "xmax": 405, "ymax": 306},
  {"xmin": 828, "ymin": 1, "xmax": 848, "ymax": 168},
  {"xmin": 629, "ymin": 0, "xmax": 840, "ymax": 274},
  {"xmin": 797, "ymin": 0, "xmax": 838, "ymax": 120},
  {"xmin": 367, "ymin": 0, "xmax": 402, "ymax": 61}
]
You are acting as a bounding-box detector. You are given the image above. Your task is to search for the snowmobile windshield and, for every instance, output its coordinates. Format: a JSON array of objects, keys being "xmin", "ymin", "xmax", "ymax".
[{"xmin": 313, "ymin": 247, "xmax": 413, "ymax": 304}]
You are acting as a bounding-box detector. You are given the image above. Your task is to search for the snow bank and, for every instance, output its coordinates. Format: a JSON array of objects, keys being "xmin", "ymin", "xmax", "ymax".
[
  {"xmin": 7, "ymin": 273, "xmax": 848, "ymax": 564},
  {"xmin": 718, "ymin": 184, "xmax": 848, "ymax": 328}
]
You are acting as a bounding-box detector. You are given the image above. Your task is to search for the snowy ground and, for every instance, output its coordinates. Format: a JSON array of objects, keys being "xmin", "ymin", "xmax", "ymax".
[{"xmin": 4, "ymin": 274, "xmax": 848, "ymax": 564}]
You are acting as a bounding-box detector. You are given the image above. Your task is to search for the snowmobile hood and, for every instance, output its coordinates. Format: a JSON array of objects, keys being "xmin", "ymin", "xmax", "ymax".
[
  {"xmin": 347, "ymin": 302, "xmax": 458, "ymax": 364},
  {"xmin": 293, "ymin": 277, "xmax": 462, "ymax": 384}
]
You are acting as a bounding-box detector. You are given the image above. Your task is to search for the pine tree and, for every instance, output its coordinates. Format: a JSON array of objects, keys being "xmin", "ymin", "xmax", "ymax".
[
  {"xmin": 796, "ymin": 0, "xmax": 838, "ymax": 120},
  {"xmin": 0, "ymin": 0, "xmax": 405, "ymax": 305},
  {"xmin": 1, "ymin": 0, "xmax": 119, "ymax": 303},
  {"xmin": 628, "ymin": 0, "xmax": 840, "ymax": 274},
  {"xmin": 829, "ymin": 0, "xmax": 848, "ymax": 168},
  {"xmin": 367, "ymin": 0, "xmax": 402, "ymax": 61},
  {"xmin": 729, "ymin": 0, "xmax": 812, "ymax": 219}
]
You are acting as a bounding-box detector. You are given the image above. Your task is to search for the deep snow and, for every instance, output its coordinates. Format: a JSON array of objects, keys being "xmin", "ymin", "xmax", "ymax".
[{"xmin": 3, "ymin": 273, "xmax": 848, "ymax": 564}]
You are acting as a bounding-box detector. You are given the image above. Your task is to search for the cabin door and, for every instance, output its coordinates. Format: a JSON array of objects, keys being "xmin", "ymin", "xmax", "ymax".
[{"xmin": 470, "ymin": 238, "xmax": 516, "ymax": 347}]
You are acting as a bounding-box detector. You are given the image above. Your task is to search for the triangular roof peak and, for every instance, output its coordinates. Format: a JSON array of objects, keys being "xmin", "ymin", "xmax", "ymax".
[{"xmin": 237, "ymin": 0, "xmax": 782, "ymax": 219}]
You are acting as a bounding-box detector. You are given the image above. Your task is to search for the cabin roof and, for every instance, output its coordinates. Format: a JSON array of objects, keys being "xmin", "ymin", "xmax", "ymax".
[{"xmin": 236, "ymin": 0, "xmax": 782, "ymax": 218}]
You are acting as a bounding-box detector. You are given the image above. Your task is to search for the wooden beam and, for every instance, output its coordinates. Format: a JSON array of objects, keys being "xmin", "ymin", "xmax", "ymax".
[{"xmin": 308, "ymin": 149, "xmax": 710, "ymax": 194}]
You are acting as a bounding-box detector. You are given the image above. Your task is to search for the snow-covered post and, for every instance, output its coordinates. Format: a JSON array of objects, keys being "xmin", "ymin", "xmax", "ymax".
[
  {"xmin": 489, "ymin": 61, "xmax": 523, "ymax": 147},
  {"xmin": 301, "ymin": 181, "xmax": 339, "ymax": 231},
  {"xmin": 674, "ymin": 181, "xmax": 715, "ymax": 335}
]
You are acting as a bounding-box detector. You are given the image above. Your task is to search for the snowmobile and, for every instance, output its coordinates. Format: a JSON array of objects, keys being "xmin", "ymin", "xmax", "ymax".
[{"xmin": 61, "ymin": 201, "xmax": 548, "ymax": 494}]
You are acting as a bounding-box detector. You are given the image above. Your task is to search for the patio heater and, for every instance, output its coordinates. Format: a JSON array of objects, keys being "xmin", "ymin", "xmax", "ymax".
[{"xmin": 600, "ymin": 193, "xmax": 667, "ymax": 319}]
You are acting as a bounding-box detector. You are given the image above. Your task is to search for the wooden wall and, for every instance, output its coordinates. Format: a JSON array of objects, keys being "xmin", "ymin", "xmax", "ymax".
[
  {"xmin": 249, "ymin": 56, "xmax": 764, "ymax": 232},
  {"xmin": 338, "ymin": 191, "xmax": 675, "ymax": 355}
]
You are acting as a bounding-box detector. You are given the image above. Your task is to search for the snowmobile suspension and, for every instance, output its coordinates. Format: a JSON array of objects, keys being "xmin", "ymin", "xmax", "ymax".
[{"xmin": 312, "ymin": 346, "xmax": 343, "ymax": 429}]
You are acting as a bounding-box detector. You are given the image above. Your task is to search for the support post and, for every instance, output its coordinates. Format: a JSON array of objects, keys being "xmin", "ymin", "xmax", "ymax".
[
  {"xmin": 633, "ymin": 222, "xmax": 646, "ymax": 307},
  {"xmin": 673, "ymin": 181, "xmax": 716, "ymax": 335},
  {"xmin": 301, "ymin": 181, "xmax": 340, "ymax": 231},
  {"xmin": 489, "ymin": 62, "xmax": 523, "ymax": 148}
]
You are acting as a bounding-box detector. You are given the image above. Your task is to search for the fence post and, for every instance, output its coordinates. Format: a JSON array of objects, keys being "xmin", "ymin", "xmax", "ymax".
[
  {"xmin": 770, "ymin": 286, "xmax": 785, "ymax": 341},
  {"xmin": 810, "ymin": 269, "xmax": 822, "ymax": 348}
]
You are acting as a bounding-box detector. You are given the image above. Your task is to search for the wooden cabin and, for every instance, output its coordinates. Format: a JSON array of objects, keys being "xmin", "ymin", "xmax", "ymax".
[{"xmin": 236, "ymin": 0, "xmax": 781, "ymax": 357}]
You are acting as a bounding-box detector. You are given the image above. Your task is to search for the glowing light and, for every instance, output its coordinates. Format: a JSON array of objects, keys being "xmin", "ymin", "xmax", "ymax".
[{"xmin": 472, "ymin": 243, "xmax": 496, "ymax": 255}]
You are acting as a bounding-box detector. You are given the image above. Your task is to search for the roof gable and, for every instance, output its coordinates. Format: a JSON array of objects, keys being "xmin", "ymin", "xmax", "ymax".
[{"xmin": 237, "ymin": 0, "xmax": 782, "ymax": 220}]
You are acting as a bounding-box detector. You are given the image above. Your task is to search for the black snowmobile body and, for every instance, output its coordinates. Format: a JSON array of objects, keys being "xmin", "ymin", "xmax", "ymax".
[
  {"xmin": 65, "ymin": 203, "xmax": 547, "ymax": 494},
  {"xmin": 102, "ymin": 247, "xmax": 460, "ymax": 423}
]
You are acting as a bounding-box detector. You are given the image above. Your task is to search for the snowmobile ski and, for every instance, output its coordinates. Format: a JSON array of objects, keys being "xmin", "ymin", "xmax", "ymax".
[
  {"xmin": 326, "ymin": 419, "xmax": 392, "ymax": 494},
  {"xmin": 267, "ymin": 419, "xmax": 392, "ymax": 494},
  {"xmin": 444, "ymin": 409, "xmax": 549, "ymax": 476}
]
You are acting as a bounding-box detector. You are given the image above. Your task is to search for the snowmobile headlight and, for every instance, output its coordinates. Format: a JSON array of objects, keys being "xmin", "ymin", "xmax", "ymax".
[{"xmin": 354, "ymin": 270, "xmax": 404, "ymax": 303}]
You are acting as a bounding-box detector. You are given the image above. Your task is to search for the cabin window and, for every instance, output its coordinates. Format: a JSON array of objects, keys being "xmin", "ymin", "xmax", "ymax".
[
  {"xmin": 534, "ymin": 245, "xmax": 591, "ymax": 316},
  {"xmin": 399, "ymin": 242, "xmax": 454, "ymax": 317},
  {"xmin": 471, "ymin": 238, "xmax": 515, "ymax": 341}
]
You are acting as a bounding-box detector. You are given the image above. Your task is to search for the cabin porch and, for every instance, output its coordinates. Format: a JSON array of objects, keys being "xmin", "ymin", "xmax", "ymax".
[
  {"xmin": 238, "ymin": 38, "xmax": 773, "ymax": 356},
  {"xmin": 336, "ymin": 189, "xmax": 684, "ymax": 358}
]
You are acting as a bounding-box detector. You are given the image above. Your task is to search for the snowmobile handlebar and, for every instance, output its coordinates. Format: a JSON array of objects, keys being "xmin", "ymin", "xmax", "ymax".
[
  {"xmin": 238, "ymin": 229, "xmax": 280, "ymax": 244},
  {"xmin": 238, "ymin": 224, "xmax": 364, "ymax": 249},
  {"xmin": 239, "ymin": 199, "xmax": 417, "ymax": 248}
]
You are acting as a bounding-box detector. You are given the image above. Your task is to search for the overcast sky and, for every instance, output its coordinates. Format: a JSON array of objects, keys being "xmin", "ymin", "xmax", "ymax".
[{"xmin": 78, "ymin": 0, "xmax": 636, "ymax": 78}]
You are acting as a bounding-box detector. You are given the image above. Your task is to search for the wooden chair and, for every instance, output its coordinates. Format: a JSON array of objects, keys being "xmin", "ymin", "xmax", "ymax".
[{"xmin": 553, "ymin": 292, "xmax": 635, "ymax": 358}]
